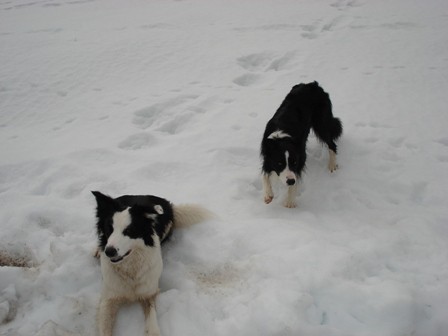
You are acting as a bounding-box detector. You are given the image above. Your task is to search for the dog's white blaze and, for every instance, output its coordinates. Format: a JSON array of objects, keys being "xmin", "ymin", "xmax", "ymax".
[
  {"xmin": 107, "ymin": 208, "xmax": 134, "ymax": 257},
  {"xmin": 267, "ymin": 130, "xmax": 291, "ymax": 140},
  {"xmin": 278, "ymin": 151, "xmax": 296, "ymax": 185}
]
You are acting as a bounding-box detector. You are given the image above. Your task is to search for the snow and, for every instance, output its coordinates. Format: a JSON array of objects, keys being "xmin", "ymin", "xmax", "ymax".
[{"xmin": 1, "ymin": 0, "xmax": 448, "ymax": 335}]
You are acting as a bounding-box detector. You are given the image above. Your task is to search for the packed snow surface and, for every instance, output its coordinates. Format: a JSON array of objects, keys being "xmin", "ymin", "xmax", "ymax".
[{"xmin": 1, "ymin": 0, "xmax": 448, "ymax": 335}]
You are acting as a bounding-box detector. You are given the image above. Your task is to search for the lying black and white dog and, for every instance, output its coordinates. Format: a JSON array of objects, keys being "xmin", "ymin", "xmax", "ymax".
[
  {"xmin": 92, "ymin": 191, "xmax": 211, "ymax": 336},
  {"xmin": 260, "ymin": 82, "xmax": 342, "ymax": 208}
]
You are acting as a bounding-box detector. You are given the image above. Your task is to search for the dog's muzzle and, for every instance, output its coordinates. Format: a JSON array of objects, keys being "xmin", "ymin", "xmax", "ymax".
[{"xmin": 105, "ymin": 246, "xmax": 131, "ymax": 263}]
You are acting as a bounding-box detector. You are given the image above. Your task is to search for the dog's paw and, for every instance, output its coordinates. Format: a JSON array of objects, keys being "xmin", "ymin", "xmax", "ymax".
[
  {"xmin": 264, "ymin": 195, "xmax": 274, "ymax": 204},
  {"xmin": 328, "ymin": 162, "xmax": 339, "ymax": 173},
  {"xmin": 283, "ymin": 199, "xmax": 297, "ymax": 208},
  {"xmin": 145, "ymin": 328, "xmax": 161, "ymax": 336}
]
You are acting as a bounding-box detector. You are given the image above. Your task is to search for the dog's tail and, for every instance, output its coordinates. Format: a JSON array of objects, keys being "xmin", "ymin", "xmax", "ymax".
[
  {"xmin": 330, "ymin": 117, "xmax": 343, "ymax": 140},
  {"xmin": 172, "ymin": 204, "xmax": 213, "ymax": 229}
]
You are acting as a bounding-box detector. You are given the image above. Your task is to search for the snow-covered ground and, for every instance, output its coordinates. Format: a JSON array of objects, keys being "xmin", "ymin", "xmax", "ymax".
[{"xmin": 1, "ymin": 0, "xmax": 448, "ymax": 335}]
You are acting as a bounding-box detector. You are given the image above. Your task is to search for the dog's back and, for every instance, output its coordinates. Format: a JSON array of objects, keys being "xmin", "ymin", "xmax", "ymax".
[{"xmin": 264, "ymin": 81, "xmax": 341, "ymax": 151}]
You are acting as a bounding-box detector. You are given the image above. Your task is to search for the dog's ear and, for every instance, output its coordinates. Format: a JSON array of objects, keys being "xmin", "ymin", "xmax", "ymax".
[{"xmin": 92, "ymin": 191, "xmax": 119, "ymax": 217}]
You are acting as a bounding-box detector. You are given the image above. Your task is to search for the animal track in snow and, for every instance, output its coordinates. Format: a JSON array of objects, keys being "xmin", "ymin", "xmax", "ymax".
[
  {"xmin": 133, "ymin": 95, "xmax": 199, "ymax": 133},
  {"xmin": 331, "ymin": 0, "xmax": 363, "ymax": 10},
  {"xmin": 236, "ymin": 53, "xmax": 273, "ymax": 72},
  {"xmin": 234, "ymin": 18, "xmax": 346, "ymax": 40},
  {"xmin": 25, "ymin": 28, "xmax": 63, "ymax": 34},
  {"xmin": 2, "ymin": 0, "xmax": 95, "ymax": 11},
  {"xmin": 265, "ymin": 51, "xmax": 297, "ymax": 71},
  {"xmin": 233, "ymin": 24, "xmax": 302, "ymax": 33},
  {"xmin": 118, "ymin": 133, "xmax": 156, "ymax": 150},
  {"xmin": 301, "ymin": 15, "xmax": 349, "ymax": 39},
  {"xmin": 233, "ymin": 73, "xmax": 262, "ymax": 87},
  {"xmin": 233, "ymin": 51, "xmax": 298, "ymax": 87},
  {"xmin": 237, "ymin": 51, "xmax": 297, "ymax": 73}
]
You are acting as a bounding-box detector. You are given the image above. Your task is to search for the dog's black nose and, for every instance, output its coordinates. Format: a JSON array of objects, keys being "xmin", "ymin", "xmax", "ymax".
[
  {"xmin": 105, "ymin": 246, "xmax": 118, "ymax": 258},
  {"xmin": 286, "ymin": 178, "xmax": 296, "ymax": 186}
]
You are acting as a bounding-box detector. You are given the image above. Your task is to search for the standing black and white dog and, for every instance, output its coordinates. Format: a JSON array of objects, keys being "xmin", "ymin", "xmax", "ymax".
[
  {"xmin": 92, "ymin": 191, "xmax": 211, "ymax": 336},
  {"xmin": 260, "ymin": 82, "xmax": 342, "ymax": 208}
]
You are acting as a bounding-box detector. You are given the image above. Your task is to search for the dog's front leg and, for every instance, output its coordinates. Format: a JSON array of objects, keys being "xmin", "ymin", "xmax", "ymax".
[
  {"xmin": 283, "ymin": 183, "xmax": 298, "ymax": 208},
  {"xmin": 141, "ymin": 296, "xmax": 160, "ymax": 336},
  {"xmin": 262, "ymin": 173, "xmax": 274, "ymax": 204},
  {"xmin": 98, "ymin": 298, "xmax": 121, "ymax": 336}
]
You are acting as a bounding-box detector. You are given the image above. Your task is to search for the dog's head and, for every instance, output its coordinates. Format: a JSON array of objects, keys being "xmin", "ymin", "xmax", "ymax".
[
  {"xmin": 263, "ymin": 131, "xmax": 299, "ymax": 186},
  {"xmin": 92, "ymin": 191, "xmax": 163, "ymax": 263}
]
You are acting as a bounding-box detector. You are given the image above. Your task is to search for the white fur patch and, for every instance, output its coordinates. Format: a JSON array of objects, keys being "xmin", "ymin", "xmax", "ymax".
[
  {"xmin": 145, "ymin": 213, "xmax": 157, "ymax": 220},
  {"xmin": 154, "ymin": 205, "xmax": 164, "ymax": 214},
  {"xmin": 142, "ymin": 205, "xmax": 163, "ymax": 220},
  {"xmin": 267, "ymin": 130, "xmax": 291, "ymax": 140},
  {"xmin": 278, "ymin": 151, "xmax": 296, "ymax": 185},
  {"xmin": 106, "ymin": 208, "xmax": 134, "ymax": 259}
]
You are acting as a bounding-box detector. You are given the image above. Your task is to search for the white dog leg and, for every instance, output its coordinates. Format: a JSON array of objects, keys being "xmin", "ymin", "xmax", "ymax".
[
  {"xmin": 328, "ymin": 149, "xmax": 338, "ymax": 172},
  {"xmin": 262, "ymin": 173, "xmax": 274, "ymax": 204},
  {"xmin": 98, "ymin": 298, "xmax": 121, "ymax": 336},
  {"xmin": 142, "ymin": 297, "xmax": 160, "ymax": 336},
  {"xmin": 283, "ymin": 183, "xmax": 298, "ymax": 208}
]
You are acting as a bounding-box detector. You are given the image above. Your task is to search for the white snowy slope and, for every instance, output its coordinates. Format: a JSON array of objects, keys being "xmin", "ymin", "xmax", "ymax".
[{"xmin": 1, "ymin": 0, "xmax": 448, "ymax": 335}]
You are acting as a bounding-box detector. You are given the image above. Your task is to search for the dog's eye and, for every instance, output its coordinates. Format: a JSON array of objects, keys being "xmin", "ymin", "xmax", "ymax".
[{"xmin": 123, "ymin": 227, "xmax": 134, "ymax": 237}]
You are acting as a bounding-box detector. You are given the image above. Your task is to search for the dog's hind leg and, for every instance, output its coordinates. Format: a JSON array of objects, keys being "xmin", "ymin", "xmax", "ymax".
[
  {"xmin": 97, "ymin": 298, "xmax": 122, "ymax": 336},
  {"xmin": 141, "ymin": 295, "xmax": 160, "ymax": 336},
  {"xmin": 262, "ymin": 173, "xmax": 274, "ymax": 204},
  {"xmin": 312, "ymin": 98, "xmax": 342, "ymax": 172},
  {"xmin": 312, "ymin": 121, "xmax": 341, "ymax": 172},
  {"xmin": 328, "ymin": 149, "xmax": 338, "ymax": 172},
  {"xmin": 326, "ymin": 117, "xmax": 342, "ymax": 172}
]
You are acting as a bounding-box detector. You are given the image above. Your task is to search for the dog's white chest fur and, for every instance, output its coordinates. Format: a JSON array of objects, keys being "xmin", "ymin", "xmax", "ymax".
[{"xmin": 100, "ymin": 243, "xmax": 163, "ymax": 301}]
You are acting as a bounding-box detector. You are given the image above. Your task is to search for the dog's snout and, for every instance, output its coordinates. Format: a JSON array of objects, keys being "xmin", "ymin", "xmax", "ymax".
[
  {"xmin": 105, "ymin": 246, "xmax": 118, "ymax": 258},
  {"xmin": 286, "ymin": 178, "xmax": 296, "ymax": 186}
]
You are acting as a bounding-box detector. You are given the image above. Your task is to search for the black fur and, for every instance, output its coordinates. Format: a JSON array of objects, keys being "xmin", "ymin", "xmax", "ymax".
[
  {"xmin": 92, "ymin": 191, "xmax": 174, "ymax": 251},
  {"xmin": 261, "ymin": 81, "xmax": 342, "ymax": 178}
]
